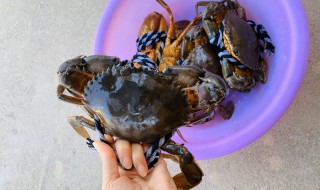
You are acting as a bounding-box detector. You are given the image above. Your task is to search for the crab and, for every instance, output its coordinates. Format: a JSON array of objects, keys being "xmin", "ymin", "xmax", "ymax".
[
  {"xmin": 179, "ymin": 25, "xmax": 222, "ymax": 76},
  {"xmin": 57, "ymin": 55, "xmax": 233, "ymax": 130},
  {"xmin": 162, "ymin": 65, "xmax": 234, "ymax": 122},
  {"xmin": 180, "ymin": 25, "xmax": 208, "ymax": 60},
  {"xmin": 196, "ymin": 0, "xmax": 273, "ymax": 92},
  {"xmin": 83, "ymin": 65, "xmax": 201, "ymax": 189},
  {"xmin": 57, "ymin": 54, "xmax": 236, "ymax": 189}
]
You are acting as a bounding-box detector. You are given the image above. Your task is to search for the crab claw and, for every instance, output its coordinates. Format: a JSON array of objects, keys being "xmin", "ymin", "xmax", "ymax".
[
  {"xmin": 198, "ymin": 73, "xmax": 228, "ymax": 104},
  {"xmin": 162, "ymin": 140, "xmax": 203, "ymax": 189}
]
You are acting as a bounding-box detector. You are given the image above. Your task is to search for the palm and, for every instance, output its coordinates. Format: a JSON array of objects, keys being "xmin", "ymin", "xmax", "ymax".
[{"xmin": 94, "ymin": 141, "xmax": 176, "ymax": 190}]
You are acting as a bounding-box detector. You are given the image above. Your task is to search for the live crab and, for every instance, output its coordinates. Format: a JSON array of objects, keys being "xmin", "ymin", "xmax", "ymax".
[{"xmin": 57, "ymin": 53, "xmax": 230, "ymax": 189}]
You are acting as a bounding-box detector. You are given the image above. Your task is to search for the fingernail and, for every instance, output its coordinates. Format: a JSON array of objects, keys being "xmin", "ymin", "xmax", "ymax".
[
  {"xmin": 122, "ymin": 157, "xmax": 132, "ymax": 169},
  {"xmin": 137, "ymin": 165, "xmax": 148, "ymax": 177}
]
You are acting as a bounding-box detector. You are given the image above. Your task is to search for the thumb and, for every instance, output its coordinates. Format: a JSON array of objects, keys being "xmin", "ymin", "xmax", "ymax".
[{"xmin": 93, "ymin": 141, "xmax": 120, "ymax": 186}]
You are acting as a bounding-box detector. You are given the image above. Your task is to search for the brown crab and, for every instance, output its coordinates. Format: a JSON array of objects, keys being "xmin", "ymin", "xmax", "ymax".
[
  {"xmin": 135, "ymin": 0, "xmax": 202, "ymax": 72},
  {"xmin": 135, "ymin": 11, "xmax": 168, "ymax": 66}
]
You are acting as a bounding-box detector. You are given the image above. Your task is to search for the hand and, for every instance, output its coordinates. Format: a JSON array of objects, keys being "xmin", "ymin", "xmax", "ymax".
[{"xmin": 93, "ymin": 140, "xmax": 177, "ymax": 190}]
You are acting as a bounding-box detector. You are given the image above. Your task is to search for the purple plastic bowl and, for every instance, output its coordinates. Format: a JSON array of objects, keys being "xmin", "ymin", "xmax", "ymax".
[{"xmin": 93, "ymin": 0, "xmax": 309, "ymax": 160}]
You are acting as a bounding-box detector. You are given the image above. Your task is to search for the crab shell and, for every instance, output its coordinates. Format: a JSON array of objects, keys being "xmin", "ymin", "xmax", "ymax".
[
  {"xmin": 223, "ymin": 12, "xmax": 261, "ymax": 70},
  {"xmin": 83, "ymin": 66, "xmax": 191, "ymax": 143}
]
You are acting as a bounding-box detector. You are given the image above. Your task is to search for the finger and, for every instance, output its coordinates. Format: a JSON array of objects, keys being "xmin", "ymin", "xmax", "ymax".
[
  {"xmin": 153, "ymin": 156, "xmax": 169, "ymax": 174},
  {"xmin": 149, "ymin": 156, "xmax": 177, "ymax": 190},
  {"xmin": 104, "ymin": 134, "xmax": 114, "ymax": 145},
  {"xmin": 132, "ymin": 143, "xmax": 148, "ymax": 177},
  {"xmin": 93, "ymin": 141, "xmax": 120, "ymax": 187},
  {"xmin": 142, "ymin": 143, "xmax": 151, "ymax": 152},
  {"xmin": 115, "ymin": 139, "xmax": 133, "ymax": 169},
  {"xmin": 118, "ymin": 166, "xmax": 138, "ymax": 177}
]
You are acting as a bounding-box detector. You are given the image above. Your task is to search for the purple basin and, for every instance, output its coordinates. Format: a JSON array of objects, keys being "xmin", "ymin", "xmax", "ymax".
[{"xmin": 94, "ymin": 0, "xmax": 309, "ymax": 160}]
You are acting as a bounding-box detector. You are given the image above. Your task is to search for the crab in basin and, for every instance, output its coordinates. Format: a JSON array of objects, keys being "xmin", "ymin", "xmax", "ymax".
[
  {"xmin": 196, "ymin": 0, "xmax": 274, "ymax": 92},
  {"xmin": 178, "ymin": 25, "xmax": 223, "ymax": 78},
  {"xmin": 57, "ymin": 55, "xmax": 236, "ymax": 189},
  {"xmin": 133, "ymin": 0, "xmax": 203, "ymax": 72}
]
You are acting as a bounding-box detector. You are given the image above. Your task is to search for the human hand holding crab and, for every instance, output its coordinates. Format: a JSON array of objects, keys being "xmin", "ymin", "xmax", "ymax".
[
  {"xmin": 93, "ymin": 138, "xmax": 177, "ymax": 190},
  {"xmin": 102, "ymin": 134, "xmax": 150, "ymax": 177}
]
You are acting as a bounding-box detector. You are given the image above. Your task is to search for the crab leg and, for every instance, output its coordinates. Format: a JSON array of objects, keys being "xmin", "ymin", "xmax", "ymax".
[
  {"xmin": 161, "ymin": 139, "xmax": 203, "ymax": 189},
  {"xmin": 214, "ymin": 100, "xmax": 235, "ymax": 120},
  {"xmin": 172, "ymin": 14, "xmax": 202, "ymax": 47},
  {"xmin": 57, "ymin": 85, "xmax": 84, "ymax": 105},
  {"xmin": 157, "ymin": 14, "xmax": 202, "ymax": 71},
  {"xmin": 189, "ymin": 106, "xmax": 215, "ymax": 125},
  {"xmin": 253, "ymin": 57, "xmax": 267, "ymax": 83},
  {"xmin": 195, "ymin": 1, "xmax": 211, "ymax": 15},
  {"xmin": 234, "ymin": 0, "xmax": 246, "ymax": 19},
  {"xmin": 156, "ymin": 0, "xmax": 202, "ymax": 47},
  {"xmin": 67, "ymin": 116, "xmax": 96, "ymax": 139},
  {"xmin": 221, "ymin": 60, "xmax": 256, "ymax": 92},
  {"xmin": 156, "ymin": 0, "xmax": 175, "ymax": 46}
]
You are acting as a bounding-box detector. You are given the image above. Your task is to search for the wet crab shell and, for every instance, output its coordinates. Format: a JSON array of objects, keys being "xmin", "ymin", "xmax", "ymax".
[
  {"xmin": 83, "ymin": 66, "xmax": 191, "ymax": 143},
  {"xmin": 223, "ymin": 12, "xmax": 261, "ymax": 70}
]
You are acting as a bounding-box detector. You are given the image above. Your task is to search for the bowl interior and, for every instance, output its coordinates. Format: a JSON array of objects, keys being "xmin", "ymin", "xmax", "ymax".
[{"xmin": 94, "ymin": 0, "xmax": 308, "ymax": 160}]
